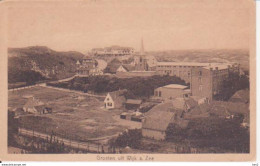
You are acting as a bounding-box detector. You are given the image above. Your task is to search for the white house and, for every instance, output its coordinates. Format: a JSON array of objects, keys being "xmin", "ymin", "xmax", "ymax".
[
  {"xmin": 104, "ymin": 89, "xmax": 127, "ymax": 109},
  {"xmin": 116, "ymin": 65, "xmax": 128, "ymax": 72}
]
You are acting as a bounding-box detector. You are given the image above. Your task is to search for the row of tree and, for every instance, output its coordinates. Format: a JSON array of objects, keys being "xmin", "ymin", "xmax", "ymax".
[{"xmin": 47, "ymin": 75, "xmax": 187, "ymax": 98}]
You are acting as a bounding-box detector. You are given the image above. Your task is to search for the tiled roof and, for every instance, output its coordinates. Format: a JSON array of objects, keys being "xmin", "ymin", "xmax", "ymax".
[
  {"xmin": 142, "ymin": 110, "xmax": 175, "ymax": 132},
  {"xmin": 143, "ymin": 101, "xmax": 182, "ymax": 131}
]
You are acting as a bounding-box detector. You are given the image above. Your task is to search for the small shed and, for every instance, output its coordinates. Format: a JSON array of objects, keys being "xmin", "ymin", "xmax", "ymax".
[{"xmin": 125, "ymin": 99, "xmax": 142, "ymax": 110}]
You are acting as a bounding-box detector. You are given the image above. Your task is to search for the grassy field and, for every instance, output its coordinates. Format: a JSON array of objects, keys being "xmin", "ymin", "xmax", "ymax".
[{"xmin": 9, "ymin": 86, "xmax": 140, "ymax": 142}]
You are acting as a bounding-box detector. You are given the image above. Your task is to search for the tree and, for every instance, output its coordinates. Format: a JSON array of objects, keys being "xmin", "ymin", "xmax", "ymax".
[
  {"xmin": 214, "ymin": 73, "xmax": 249, "ymax": 101},
  {"xmin": 111, "ymin": 129, "xmax": 142, "ymax": 149}
]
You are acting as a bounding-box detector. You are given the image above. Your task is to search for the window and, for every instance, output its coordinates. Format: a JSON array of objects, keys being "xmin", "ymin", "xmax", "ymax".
[
  {"xmin": 155, "ymin": 91, "xmax": 158, "ymax": 96},
  {"xmin": 199, "ymin": 71, "xmax": 202, "ymax": 76},
  {"xmin": 159, "ymin": 91, "xmax": 162, "ymax": 97},
  {"xmin": 198, "ymin": 77, "xmax": 202, "ymax": 83},
  {"xmin": 199, "ymin": 85, "xmax": 203, "ymax": 91},
  {"xmin": 107, "ymin": 103, "xmax": 113, "ymax": 107},
  {"xmin": 107, "ymin": 98, "xmax": 109, "ymax": 101}
]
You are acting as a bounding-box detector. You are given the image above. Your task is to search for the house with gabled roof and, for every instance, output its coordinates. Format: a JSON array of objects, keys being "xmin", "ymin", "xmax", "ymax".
[
  {"xmin": 116, "ymin": 64, "xmax": 135, "ymax": 73},
  {"xmin": 23, "ymin": 97, "xmax": 52, "ymax": 114},
  {"xmin": 104, "ymin": 89, "xmax": 127, "ymax": 109}
]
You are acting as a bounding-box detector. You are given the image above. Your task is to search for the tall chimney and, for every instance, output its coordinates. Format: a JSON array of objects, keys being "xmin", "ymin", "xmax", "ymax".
[{"xmin": 140, "ymin": 38, "xmax": 145, "ymax": 56}]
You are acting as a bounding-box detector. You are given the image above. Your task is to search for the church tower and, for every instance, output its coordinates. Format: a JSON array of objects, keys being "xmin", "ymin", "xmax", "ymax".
[{"xmin": 134, "ymin": 38, "xmax": 148, "ymax": 71}]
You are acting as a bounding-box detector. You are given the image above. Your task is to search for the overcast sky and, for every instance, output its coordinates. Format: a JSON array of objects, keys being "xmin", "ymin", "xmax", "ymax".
[{"xmin": 7, "ymin": 0, "xmax": 251, "ymax": 53}]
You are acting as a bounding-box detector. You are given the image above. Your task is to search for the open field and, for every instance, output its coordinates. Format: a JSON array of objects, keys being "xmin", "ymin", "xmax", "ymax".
[{"xmin": 9, "ymin": 86, "xmax": 141, "ymax": 142}]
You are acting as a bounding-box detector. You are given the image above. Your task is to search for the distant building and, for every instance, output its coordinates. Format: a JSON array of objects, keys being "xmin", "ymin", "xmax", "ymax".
[
  {"xmin": 92, "ymin": 46, "xmax": 134, "ymax": 56},
  {"xmin": 133, "ymin": 39, "xmax": 156, "ymax": 71},
  {"xmin": 154, "ymin": 84, "xmax": 191, "ymax": 100},
  {"xmin": 190, "ymin": 63, "xmax": 240, "ymax": 100},
  {"xmin": 116, "ymin": 64, "xmax": 135, "ymax": 73},
  {"xmin": 105, "ymin": 58, "xmax": 123, "ymax": 74},
  {"xmin": 104, "ymin": 89, "xmax": 127, "ymax": 109},
  {"xmin": 76, "ymin": 56, "xmax": 98, "ymax": 75},
  {"xmin": 89, "ymin": 68, "xmax": 103, "ymax": 76},
  {"xmin": 156, "ymin": 62, "xmax": 240, "ymax": 83}
]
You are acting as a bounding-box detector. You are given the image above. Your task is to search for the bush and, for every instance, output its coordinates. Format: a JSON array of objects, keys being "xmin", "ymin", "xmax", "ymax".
[{"xmin": 110, "ymin": 129, "xmax": 142, "ymax": 149}]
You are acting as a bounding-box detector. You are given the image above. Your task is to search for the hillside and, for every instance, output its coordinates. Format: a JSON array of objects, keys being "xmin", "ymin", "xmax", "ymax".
[{"xmin": 8, "ymin": 46, "xmax": 84, "ymax": 84}]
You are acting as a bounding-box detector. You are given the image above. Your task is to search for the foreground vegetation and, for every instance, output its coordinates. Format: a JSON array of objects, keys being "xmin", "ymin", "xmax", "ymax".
[{"xmin": 166, "ymin": 116, "xmax": 249, "ymax": 153}]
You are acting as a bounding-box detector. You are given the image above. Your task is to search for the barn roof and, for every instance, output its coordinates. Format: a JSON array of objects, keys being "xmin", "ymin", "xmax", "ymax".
[
  {"xmin": 142, "ymin": 110, "xmax": 175, "ymax": 132},
  {"xmin": 229, "ymin": 89, "xmax": 249, "ymax": 103},
  {"xmin": 142, "ymin": 101, "xmax": 185, "ymax": 131}
]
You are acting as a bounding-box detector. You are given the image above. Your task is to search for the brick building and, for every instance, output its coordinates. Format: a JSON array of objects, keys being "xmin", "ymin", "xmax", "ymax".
[
  {"xmin": 190, "ymin": 64, "xmax": 240, "ymax": 100},
  {"xmin": 156, "ymin": 62, "xmax": 240, "ymax": 84}
]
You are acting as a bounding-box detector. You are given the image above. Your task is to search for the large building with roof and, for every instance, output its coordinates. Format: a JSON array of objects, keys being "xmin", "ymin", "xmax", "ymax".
[
  {"xmin": 156, "ymin": 62, "xmax": 240, "ymax": 83},
  {"xmin": 154, "ymin": 84, "xmax": 191, "ymax": 100},
  {"xmin": 91, "ymin": 46, "xmax": 134, "ymax": 56}
]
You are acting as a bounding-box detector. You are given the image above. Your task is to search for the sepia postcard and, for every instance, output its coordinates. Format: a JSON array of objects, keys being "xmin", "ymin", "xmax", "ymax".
[{"xmin": 0, "ymin": 0, "xmax": 256, "ymax": 162}]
